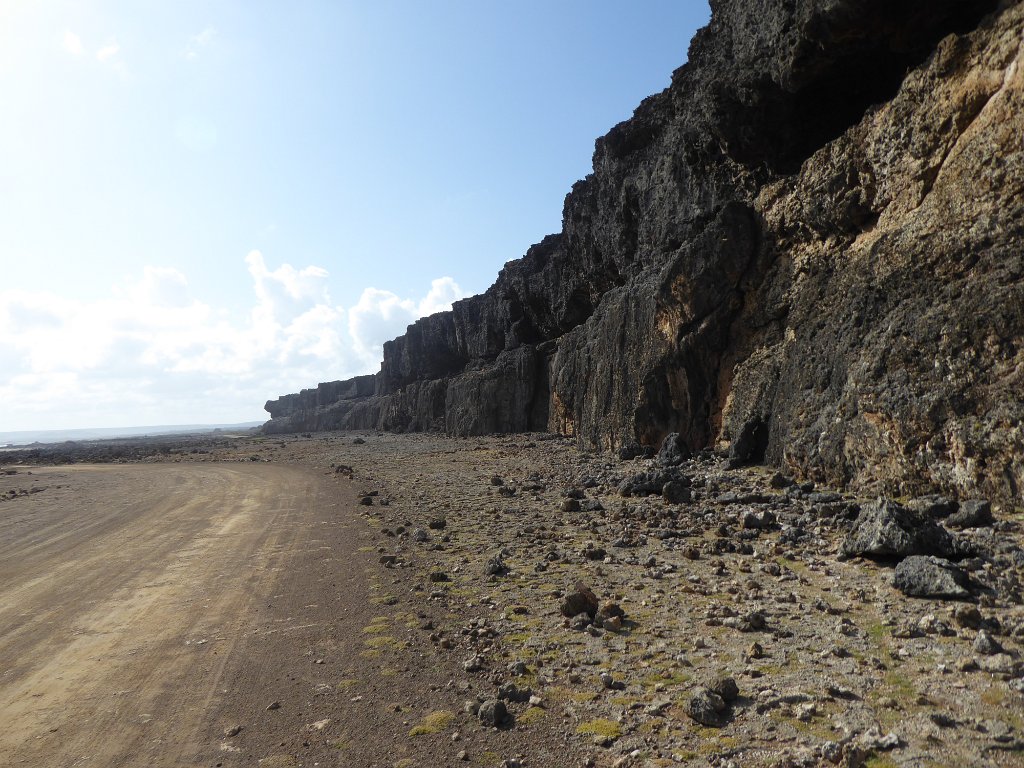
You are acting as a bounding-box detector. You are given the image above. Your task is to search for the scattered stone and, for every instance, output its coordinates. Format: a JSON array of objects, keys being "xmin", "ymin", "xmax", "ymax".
[
  {"xmin": 266, "ymin": 701, "xmax": 281, "ymax": 711},
  {"xmin": 428, "ymin": 517, "xmax": 447, "ymax": 530},
  {"xmin": 223, "ymin": 725, "xmax": 243, "ymax": 737},
  {"xmin": 908, "ymin": 495, "xmax": 959, "ymax": 519}
]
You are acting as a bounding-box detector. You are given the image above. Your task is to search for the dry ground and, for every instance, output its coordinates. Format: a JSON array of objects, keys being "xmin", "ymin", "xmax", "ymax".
[{"xmin": 2, "ymin": 431, "xmax": 1024, "ymax": 768}]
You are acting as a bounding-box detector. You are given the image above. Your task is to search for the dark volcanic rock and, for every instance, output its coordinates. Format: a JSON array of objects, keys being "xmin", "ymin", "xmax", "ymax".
[
  {"xmin": 656, "ymin": 432, "xmax": 690, "ymax": 467},
  {"xmin": 894, "ymin": 556, "xmax": 971, "ymax": 599},
  {"xmin": 263, "ymin": 0, "xmax": 1021, "ymax": 507},
  {"xmin": 840, "ymin": 499, "xmax": 957, "ymax": 560},
  {"xmin": 946, "ymin": 500, "xmax": 994, "ymax": 529}
]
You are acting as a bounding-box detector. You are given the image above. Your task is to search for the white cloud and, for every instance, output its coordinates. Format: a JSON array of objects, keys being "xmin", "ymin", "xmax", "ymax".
[
  {"xmin": 96, "ymin": 41, "xmax": 120, "ymax": 61},
  {"xmin": 348, "ymin": 277, "xmax": 463, "ymax": 368},
  {"xmin": 0, "ymin": 257, "xmax": 465, "ymax": 431},
  {"xmin": 63, "ymin": 30, "xmax": 83, "ymax": 55},
  {"xmin": 183, "ymin": 27, "xmax": 216, "ymax": 60}
]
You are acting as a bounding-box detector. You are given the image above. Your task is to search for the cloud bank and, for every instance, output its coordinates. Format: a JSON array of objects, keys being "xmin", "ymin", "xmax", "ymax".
[{"xmin": 0, "ymin": 254, "xmax": 463, "ymax": 430}]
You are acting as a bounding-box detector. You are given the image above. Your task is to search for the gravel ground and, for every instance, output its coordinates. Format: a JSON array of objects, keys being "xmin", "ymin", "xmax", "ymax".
[{"xmin": 5, "ymin": 430, "xmax": 1024, "ymax": 767}]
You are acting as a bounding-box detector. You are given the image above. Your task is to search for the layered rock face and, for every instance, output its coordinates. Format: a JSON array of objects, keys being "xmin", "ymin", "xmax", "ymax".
[{"xmin": 264, "ymin": 0, "xmax": 1023, "ymax": 507}]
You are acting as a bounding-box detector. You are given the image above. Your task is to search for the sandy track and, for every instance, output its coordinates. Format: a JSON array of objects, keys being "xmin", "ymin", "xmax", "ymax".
[{"xmin": 0, "ymin": 463, "xmax": 340, "ymax": 767}]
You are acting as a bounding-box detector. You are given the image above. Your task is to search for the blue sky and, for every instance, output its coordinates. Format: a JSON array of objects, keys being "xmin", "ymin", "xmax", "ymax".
[{"xmin": 0, "ymin": 1, "xmax": 710, "ymax": 431}]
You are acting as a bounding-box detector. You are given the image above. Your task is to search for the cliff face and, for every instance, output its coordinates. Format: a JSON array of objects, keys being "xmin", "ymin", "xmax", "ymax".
[{"xmin": 264, "ymin": 0, "xmax": 1023, "ymax": 507}]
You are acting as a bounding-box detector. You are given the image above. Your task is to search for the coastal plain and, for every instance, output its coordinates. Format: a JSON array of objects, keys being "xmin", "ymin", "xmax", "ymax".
[{"xmin": 2, "ymin": 432, "xmax": 1022, "ymax": 767}]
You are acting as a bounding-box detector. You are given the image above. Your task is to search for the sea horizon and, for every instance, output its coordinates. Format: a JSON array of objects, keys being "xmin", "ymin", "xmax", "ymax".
[{"xmin": 0, "ymin": 421, "xmax": 264, "ymax": 448}]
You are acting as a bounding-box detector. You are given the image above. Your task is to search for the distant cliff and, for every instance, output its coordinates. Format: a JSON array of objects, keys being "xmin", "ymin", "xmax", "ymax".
[{"xmin": 264, "ymin": 0, "xmax": 1023, "ymax": 507}]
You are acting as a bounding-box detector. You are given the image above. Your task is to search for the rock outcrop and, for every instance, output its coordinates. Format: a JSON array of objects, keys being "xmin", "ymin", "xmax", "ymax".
[{"xmin": 264, "ymin": 0, "xmax": 1023, "ymax": 507}]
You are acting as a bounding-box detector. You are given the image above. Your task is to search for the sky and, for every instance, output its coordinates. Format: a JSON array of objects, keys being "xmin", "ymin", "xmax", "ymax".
[{"xmin": 0, "ymin": 1, "xmax": 710, "ymax": 432}]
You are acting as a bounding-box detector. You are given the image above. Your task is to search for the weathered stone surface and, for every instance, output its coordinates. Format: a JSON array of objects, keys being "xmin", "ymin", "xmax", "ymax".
[
  {"xmin": 893, "ymin": 556, "xmax": 971, "ymax": 599},
  {"xmin": 840, "ymin": 499, "xmax": 957, "ymax": 560},
  {"xmin": 263, "ymin": 0, "xmax": 1021, "ymax": 507},
  {"xmin": 946, "ymin": 500, "xmax": 994, "ymax": 529}
]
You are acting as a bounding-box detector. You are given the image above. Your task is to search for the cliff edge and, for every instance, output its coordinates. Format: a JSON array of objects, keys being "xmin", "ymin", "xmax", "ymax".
[{"xmin": 264, "ymin": 0, "xmax": 1023, "ymax": 507}]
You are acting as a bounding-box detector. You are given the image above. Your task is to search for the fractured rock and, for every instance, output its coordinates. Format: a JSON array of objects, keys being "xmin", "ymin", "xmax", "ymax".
[
  {"xmin": 894, "ymin": 556, "xmax": 971, "ymax": 599},
  {"xmin": 840, "ymin": 500, "xmax": 957, "ymax": 560}
]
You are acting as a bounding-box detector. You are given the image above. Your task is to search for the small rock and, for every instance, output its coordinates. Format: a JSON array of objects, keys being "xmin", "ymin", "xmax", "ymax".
[
  {"xmin": 709, "ymin": 675, "xmax": 739, "ymax": 702},
  {"xmin": 741, "ymin": 509, "xmax": 775, "ymax": 530},
  {"xmin": 685, "ymin": 689, "xmax": 727, "ymax": 727},
  {"xmin": 952, "ymin": 605, "xmax": 983, "ymax": 629},
  {"xmin": 484, "ymin": 555, "xmax": 507, "ymax": 576},
  {"xmin": 428, "ymin": 517, "xmax": 447, "ymax": 530},
  {"xmin": 595, "ymin": 601, "xmax": 625, "ymax": 628},
  {"xmin": 559, "ymin": 583, "xmax": 600, "ymax": 618},
  {"xmin": 497, "ymin": 682, "xmax": 532, "ymax": 702},
  {"xmin": 662, "ymin": 480, "xmax": 692, "ymax": 504},
  {"xmin": 477, "ymin": 699, "xmax": 507, "ymax": 727},
  {"xmin": 974, "ymin": 629, "xmax": 1003, "ymax": 656},
  {"xmin": 223, "ymin": 725, "xmax": 243, "ymax": 737},
  {"xmin": 857, "ymin": 727, "xmax": 902, "ymax": 751},
  {"xmin": 267, "ymin": 701, "xmax": 280, "ymax": 711},
  {"xmin": 561, "ymin": 498, "xmax": 581, "ymax": 512}
]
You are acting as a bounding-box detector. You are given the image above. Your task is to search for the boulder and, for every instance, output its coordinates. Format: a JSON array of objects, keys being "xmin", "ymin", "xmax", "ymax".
[
  {"xmin": 893, "ymin": 556, "xmax": 971, "ymax": 599},
  {"xmin": 945, "ymin": 499, "xmax": 993, "ymax": 529},
  {"xmin": 840, "ymin": 500, "xmax": 957, "ymax": 560},
  {"xmin": 655, "ymin": 432, "xmax": 689, "ymax": 467}
]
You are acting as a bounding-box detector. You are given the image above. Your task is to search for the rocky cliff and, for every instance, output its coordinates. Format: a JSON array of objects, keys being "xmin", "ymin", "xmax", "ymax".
[{"xmin": 264, "ymin": 0, "xmax": 1023, "ymax": 507}]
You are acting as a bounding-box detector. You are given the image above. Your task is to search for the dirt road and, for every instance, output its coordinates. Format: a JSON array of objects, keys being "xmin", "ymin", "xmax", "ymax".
[{"xmin": 0, "ymin": 463, "xmax": 365, "ymax": 767}]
